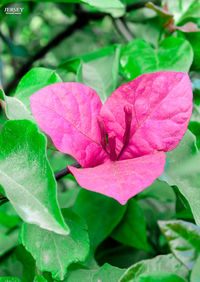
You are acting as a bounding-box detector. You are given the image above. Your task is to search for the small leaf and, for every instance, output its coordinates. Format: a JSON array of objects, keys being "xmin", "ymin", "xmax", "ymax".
[
  {"xmin": 184, "ymin": 31, "xmax": 200, "ymax": 71},
  {"xmin": 146, "ymin": 2, "xmax": 173, "ymax": 25},
  {"xmin": 0, "ymin": 202, "xmax": 20, "ymax": 230},
  {"xmin": 34, "ymin": 275, "xmax": 47, "ymax": 282},
  {"xmin": 59, "ymin": 45, "xmax": 121, "ymax": 103},
  {"xmin": 120, "ymin": 37, "xmax": 193, "ymax": 80},
  {"xmin": 191, "ymin": 255, "xmax": 200, "ymax": 282},
  {"xmin": 15, "ymin": 245, "xmax": 35, "ymax": 282},
  {"xmin": 120, "ymin": 254, "xmax": 189, "ymax": 282},
  {"xmin": 20, "ymin": 209, "xmax": 89, "ymax": 280},
  {"xmin": 15, "ymin": 68, "xmax": 62, "ymax": 107},
  {"xmin": 163, "ymin": 130, "xmax": 200, "ymax": 225},
  {"xmin": 0, "ymin": 230, "xmax": 18, "ymax": 257},
  {"xmin": 165, "ymin": 0, "xmax": 200, "ymax": 24},
  {"xmin": 67, "ymin": 263, "xmax": 125, "ymax": 282},
  {"xmin": 0, "ymin": 90, "xmax": 34, "ymax": 122},
  {"xmin": 158, "ymin": 220, "xmax": 200, "ymax": 269},
  {"xmin": 74, "ymin": 189, "xmax": 126, "ymax": 251},
  {"xmin": 0, "ymin": 120, "xmax": 68, "ymax": 235},
  {"xmin": 111, "ymin": 198, "xmax": 150, "ymax": 251},
  {"xmin": 2, "ymin": 68, "xmax": 62, "ymax": 121},
  {"xmin": 93, "ymin": 263, "xmax": 125, "ymax": 282}
]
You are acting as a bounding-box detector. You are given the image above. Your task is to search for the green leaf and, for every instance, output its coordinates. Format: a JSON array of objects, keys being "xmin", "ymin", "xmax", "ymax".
[
  {"xmin": 158, "ymin": 220, "xmax": 200, "ymax": 269},
  {"xmin": 0, "ymin": 89, "xmax": 34, "ymax": 122},
  {"xmin": 134, "ymin": 273, "xmax": 185, "ymax": 282},
  {"xmin": 59, "ymin": 45, "xmax": 121, "ymax": 102},
  {"xmin": 188, "ymin": 122, "xmax": 200, "ymax": 149},
  {"xmin": 14, "ymin": 68, "xmax": 62, "ymax": 107},
  {"xmin": 93, "ymin": 263, "xmax": 125, "ymax": 282},
  {"xmin": 120, "ymin": 37, "xmax": 193, "ymax": 80},
  {"xmin": 20, "ymin": 209, "xmax": 89, "ymax": 280},
  {"xmin": 0, "ymin": 202, "xmax": 21, "ymax": 229},
  {"xmin": 0, "ymin": 230, "xmax": 19, "ymax": 257},
  {"xmin": 191, "ymin": 255, "xmax": 200, "ymax": 282},
  {"xmin": 164, "ymin": 0, "xmax": 200, "ymax": 24},
  {"xmin": 111, "ymin": 198, "xmax": 150, "ymax": 252},
  {"xmin": 34, "ymin": 275, "xmax": 47, "ymax": 282},
  {"xmin": 0, "ymin": 249, "xmax": 22, "ymax": 278},
  {"xmin": 119, "ymin": 254, "xmax": 189, "ymax": 282},
  {"xmin": 0, "ymin": 245, "xmax": 35, "ymax": 280},
  {"xmin": 0, "ymin": 278, "xmax": 21, "ymax": 282},
  {"xmin": 1, "ymin": 68, "xmax": 62, "ymax": 121},
  {"xmin": 74, "ymin": 190, "xmax": 126, "ymax": 251},
  {"xmin": 67, "ymin": 263, "xmax": 125, "ymax": 282},
  {"xmin": 15, "ymin": 245, "xmax": 35, "ymax": 282},
  {"xmin": 138, "ymin": 180, "xmax": 176, "ymax": 231},
  {"xmin": 184, "ymin": 32, "xmax": 200, "ymax": 71},
  {"xmin": 81, "ymin": 0, "xmax": 125, "ymax": 17},
  {"xmin": 0, "ymin": 120, "xmax": 68, "ymax": 235},
  {"xmin": 163, "ymin": 130, "xmax": 200, "ymax": 225}
]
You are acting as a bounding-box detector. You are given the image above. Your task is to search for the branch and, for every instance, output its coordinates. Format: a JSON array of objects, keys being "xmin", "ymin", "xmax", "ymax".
[
  {"xmin": 0, "ymin": 197, "xmax": 9, "ymax": 206},
  {"xmin": 0, "ymin": 161, "xmax": 81, "ymax": 206},
  {"xmin": 5, "ymin": 15, "xmax": 91, "ymax": 94},
  {"xmin": 55, "ymin": 162, "xmax": 81, "ymax": 180},
  {"xmin": 112, "ymin": 18, "xmax": 134, "ymax": 42},
  {"xmin": 0, "ymin": 31, "xmax": 13, "ymax": 49}
]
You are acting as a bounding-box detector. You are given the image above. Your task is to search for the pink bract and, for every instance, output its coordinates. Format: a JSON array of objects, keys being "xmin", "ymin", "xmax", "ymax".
[{"xmin": 30, "ymin": 71, "xmax": 193, "ymax": 204}]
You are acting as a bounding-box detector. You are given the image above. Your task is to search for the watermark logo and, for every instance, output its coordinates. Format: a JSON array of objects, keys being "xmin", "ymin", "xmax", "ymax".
[{"xmin": 4, "ymin": 7, "xmax": 24, "ymax": 15}]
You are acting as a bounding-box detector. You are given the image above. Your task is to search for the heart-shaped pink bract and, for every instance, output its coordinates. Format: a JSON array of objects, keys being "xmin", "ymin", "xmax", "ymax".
[{"xmin": 30, "ymin": 71, "xmax": 193, "ymax": 204}]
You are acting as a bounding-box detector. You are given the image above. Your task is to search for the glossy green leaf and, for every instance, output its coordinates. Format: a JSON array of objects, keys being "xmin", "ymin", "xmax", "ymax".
[
  {"xmin": 111, "ymin": 198, "xmax": 150, "ymax": 251},
  {"xmin": 0, "ymin": 90, "xmax": 34, "ymax": 122},
  {"xmin": 163, "ymin": 130, "xmax": 200, "ymax": 225},
  {"xmin": 158, "ymin": 220, "xmax": 200, "ymax": 269},
  {"xmin": 74, "ymin": 189, "xmax": 126, "ymax": 251},
  {"xmin": 20, "ymin": 209, "xmax": 89, "ymax": 280},
  {"xmin": 165, "ymin": 0, "xmax": 200, "ymax": 24},
  {"xmin": 67, "ymin": 263, "xmax": 125, "ymax": 282},
  {"xmin": 191, "ymin": 255, "xmax": 200, "ymax": 282},
  {"xmin": 119, "ymin": 254, "xmax": 189, "ymax": 282},
  {"xmin": 14, "ymin": 68, "xmax": 62, "ymax": 106},
  {"xmin": 120, "ymin": 37, "xmax": 193, "ymax": 80},
  {"xmin": 59, "ymin": 45, "xmax": 120, "ymax": 102},
  {"xmin": 0, "ymin": 120, "xmax": 68, "ymax": 235}
]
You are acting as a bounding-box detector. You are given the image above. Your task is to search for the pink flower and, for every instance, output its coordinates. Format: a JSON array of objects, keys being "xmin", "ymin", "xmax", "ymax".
[{"xmin": 30, "ymin": 71, "xmax": 192, "ymax": 204}]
